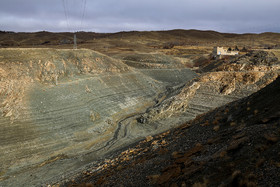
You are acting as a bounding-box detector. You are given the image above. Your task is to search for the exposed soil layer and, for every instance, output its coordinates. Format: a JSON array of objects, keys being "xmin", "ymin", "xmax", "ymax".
[
  {"xmin": 63, "ymin": 76, "xmax": 280, "ymax": 187},
  {"xmin": 0, "ymin": 48, "xmax": 196, "ymax": 186},
  {"xmin": 58, "ymin": 50, "xmax": 280, "ymax": 187},
  {"xmin": 137, "ymin": 50, "xmax": 280, "ymax": 125}
]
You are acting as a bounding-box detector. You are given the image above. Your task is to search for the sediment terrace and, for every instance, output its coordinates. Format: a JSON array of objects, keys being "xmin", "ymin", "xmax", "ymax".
[
  {"xmin": 137, "ymin": 51, "xmax": 280, "ymax": 128},
  {"xmin": 59, "ymin": 50, "xmax": 280, "ymax": 187},
  {"xmin": 1, "ymin": 48, "xmax": 279, "ymax": 186},
  {"xmin": 0, "ymin": 48, "xmax": 196, "ymax": 186}
]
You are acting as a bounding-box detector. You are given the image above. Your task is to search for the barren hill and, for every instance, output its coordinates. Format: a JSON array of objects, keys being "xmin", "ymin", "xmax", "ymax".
[
  {"xmin": 0, "ymin": 48, "xmax": 196, "ymax": 186},
  {"xmin": 57, "ymin": 49, "xmax": 280, "ymax": 187},
  {"xmin": 0, "ymin": 30, "xmax": 280, "ymax": 186},
  {"xmin": 63, "ymin": 74, "xmax": 280, "ymax": 187},
  {"xmin": 1, "ymin": 30, "xmax": 280, "ymax": 53}
]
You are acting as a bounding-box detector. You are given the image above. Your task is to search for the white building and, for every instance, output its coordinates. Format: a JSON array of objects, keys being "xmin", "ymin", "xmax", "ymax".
[{"xmin": 213, "ymin": 47, "xmax": 239, "ymax": 56}]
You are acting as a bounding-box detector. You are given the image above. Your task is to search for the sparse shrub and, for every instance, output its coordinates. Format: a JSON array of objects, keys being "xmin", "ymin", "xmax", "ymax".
[
  {"xmin": 212, "ymin": 117, "xmax": 220, "ymax": 125},
  {"xmin": 193, "ymin": 56, "xmax": 211, "ymax": 67},
  {"xmin": 263, "ymin": 44, "xmax": 273, "ymax": 49},
  {"xmin": 224, "ymin": 108, "xmax": 229, "ymax": 114},
  {"xmin": 230, "ymin": 122, "xmax": 236, "ymax": 126},
  {"xmin": 41, "ymin": 41, "xmax": 50, "ymax": 45},
  {"xmin": 219, "ymin": 151, "xmax": 227, "ymax": 158},
  {"xmin": 162, "ymin": 41, "xmax": 185, "ymax": 49},
  {"xmin": 163, "ymin": 42, "xmax": 175, "ymax": 49},
  {"xmin": 213, "ymin": 125, "xmax": 220, "ymax": 131},
  {"xmin": 241, "ymin": 47, "xmax": 248, "ymax": 52},
  {"xmin": 200, "ymin": 120, "xmax": 209, "ymax": 126}
]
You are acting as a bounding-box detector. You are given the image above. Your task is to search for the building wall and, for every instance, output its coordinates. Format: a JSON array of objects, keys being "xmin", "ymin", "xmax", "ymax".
[{"xmin": 214, "ymin": 47, "xmax": 239, "ymax": 56}]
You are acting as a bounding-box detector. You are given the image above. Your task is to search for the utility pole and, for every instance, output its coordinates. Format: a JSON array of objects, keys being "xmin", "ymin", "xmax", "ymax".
[{"xmin": 73, "ymin": 33, "xmax": 77, "ymax": 49}]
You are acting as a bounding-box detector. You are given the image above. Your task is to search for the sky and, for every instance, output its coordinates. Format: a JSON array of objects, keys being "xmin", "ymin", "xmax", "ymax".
[{"xmin": 0, "ymin": 0, "xmax": 280, "ymax": 33}]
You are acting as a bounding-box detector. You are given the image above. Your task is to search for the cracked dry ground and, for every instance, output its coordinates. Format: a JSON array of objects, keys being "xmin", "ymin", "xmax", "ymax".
[{"xmin": 63, "ymin": 77, "xmax": 280, "ymax": 187}]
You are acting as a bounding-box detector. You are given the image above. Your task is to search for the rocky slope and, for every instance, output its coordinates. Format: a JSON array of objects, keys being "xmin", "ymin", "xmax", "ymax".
[
  {"xmin": 137, "ymin": 51, "xmax": 279, "ymax": 125},
  {"xmin": 56, "ymin": 50, "xmax": 280, "ymax": 187},
  {"xmin": 0, "ymin": 48, "xmax": 196, "ymax": 186},
  {"xmin": 0, "ymin": 48, "xmax": 131, "ymax": 121},
  {"xmin": 63, "ymin": 75, "xmax": 280, "ymax": 187},
  {"xmin": 1, "ymin": 47, "xmax": 279, "ymax": 187}
]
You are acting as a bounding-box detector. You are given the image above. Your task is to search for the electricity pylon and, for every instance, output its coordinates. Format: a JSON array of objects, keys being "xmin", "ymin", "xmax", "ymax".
[{"xmin": 73, "ymin": 33, "xmax": 77, "ymax": 49}]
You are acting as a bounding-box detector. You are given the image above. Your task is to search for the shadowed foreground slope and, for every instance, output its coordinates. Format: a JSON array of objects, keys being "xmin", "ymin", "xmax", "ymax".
[{"xmin": 65, "ymin": 77, "xmax": 280, "ymax": 187}]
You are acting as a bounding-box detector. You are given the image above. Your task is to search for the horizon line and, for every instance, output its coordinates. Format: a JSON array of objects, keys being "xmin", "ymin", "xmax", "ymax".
[{"xmin": 1, "ymin": 29, "xmax": 279, "ymax": 35}]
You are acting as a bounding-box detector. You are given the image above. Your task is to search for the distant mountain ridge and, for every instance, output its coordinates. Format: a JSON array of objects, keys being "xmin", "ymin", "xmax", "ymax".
[{"xmin": 1, "ymin": 29, "xmax": 280, "ymax": 48}]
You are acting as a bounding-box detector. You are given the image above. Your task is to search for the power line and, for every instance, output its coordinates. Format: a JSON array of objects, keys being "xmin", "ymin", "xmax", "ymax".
[
  {"xmin": 62, "ymin": 0, "xmax": 87, "ymax": 32},
  {"xmin": 65, "ymin": 0, "xmax": 71, "ymax": 31},
  {"xmin": 80, "ymin": 0, "xmax": 87, "ymax": 31},
  {"xmin": 62, "ymin": 0, "xmax": 87, "ymax": 49},
  {"xmin": 62, "ymin": 0, "xmax": 70, "ymax": 31}
]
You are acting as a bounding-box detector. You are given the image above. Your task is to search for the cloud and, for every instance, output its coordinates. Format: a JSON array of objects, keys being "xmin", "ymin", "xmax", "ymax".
[{"xmin": 0, "ymin": 0, "xmax": 280, "ymax": 33}]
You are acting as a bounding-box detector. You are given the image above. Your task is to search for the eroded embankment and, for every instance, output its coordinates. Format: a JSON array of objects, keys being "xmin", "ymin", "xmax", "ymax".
[
  {"xmin": 136, "ymin": 51, "xmax": 280, "ymax": 131},
  {"xmin": 65, "ymin": 77, "xmax": 280, "ymax": 187},
  {"xmin": 0, "ymin": 48, "xmax": 130, "ymax": 121},
  {"xmin": 58, "ymin": 50, "xmax": 280, "ymax": 187},
  {"xmin": 0, "ymin": 48, "xmax": 196, "ymax": 186}
]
